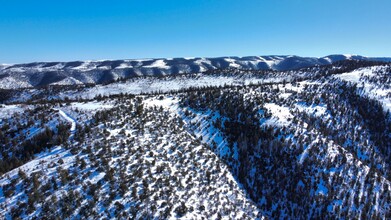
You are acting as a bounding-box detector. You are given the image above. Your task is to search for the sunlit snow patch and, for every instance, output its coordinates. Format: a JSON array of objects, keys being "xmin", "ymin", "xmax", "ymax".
[
  {"xmin": 295, "ymin": 102, "xmax": 329, "ymax": 118},
  {"xmin": 70, "ymin": 101, "xmax": 114, "ymax": 111},
  {"xmin": 336, "ymin": 66, "xmax": 391, "ymax": 111},
  {"xmin": 144, "ymin": 60, "xmax": 170, "ymax": 69},
  {"xmin": 0, "ymin": 104, "xmax": 25, "ymax": 119},
  {"xmin": 263, "ymin": 103, "xmax": 293, "ymax": 126}
]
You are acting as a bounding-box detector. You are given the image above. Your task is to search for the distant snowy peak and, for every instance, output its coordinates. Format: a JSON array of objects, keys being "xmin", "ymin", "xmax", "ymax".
[
  {"xmin": 321, "ymin": 54, "xmax": 360, "ymax": 63},
  {"xmin": 0, "ymin": 64, "xmax": 11, "ymax": 71},
  {"xmin": 0, "ymin": 54, "xmax": 390, "ymax": 89},
  {"xmin": 322, "ymin": 54, "xmax": 391, "ymax": 63}
]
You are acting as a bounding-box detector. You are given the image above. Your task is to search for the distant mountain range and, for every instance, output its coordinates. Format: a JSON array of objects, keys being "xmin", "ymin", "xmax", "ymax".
[{"xmin": 1, "ymin": 54, "xmax": 390, "ymax": 89}]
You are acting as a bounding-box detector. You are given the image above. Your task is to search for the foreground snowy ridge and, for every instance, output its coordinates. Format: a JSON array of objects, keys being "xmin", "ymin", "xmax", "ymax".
[{"xmin": 1, "ymin": 98, "xmax": 264, "ymax": 219}]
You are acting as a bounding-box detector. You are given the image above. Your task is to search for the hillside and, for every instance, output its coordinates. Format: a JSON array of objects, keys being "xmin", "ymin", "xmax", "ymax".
[
  {"xmin": 0, "ymin": 59, "xmax": 390, "ymax": 219},
  {"xmin": 0, "ymin": 97, "xmax": 263, "ymax": 219}
]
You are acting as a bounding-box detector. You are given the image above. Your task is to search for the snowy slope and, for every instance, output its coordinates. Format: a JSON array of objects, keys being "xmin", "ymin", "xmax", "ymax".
[
  {"xmin": 0, "ymin": 99, "xmax": 263, "ymax": 219},
  {"xmin": 335, "ymin": 65, "xmax": 391, "ymax": 111},
  {"xmin": 176, "ymin": 79, "xmax": 391, "ymax": 219}
]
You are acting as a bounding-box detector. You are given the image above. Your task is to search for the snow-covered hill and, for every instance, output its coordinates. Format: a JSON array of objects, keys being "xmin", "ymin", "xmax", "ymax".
[
  {"xmin": 1, "ymin": 54, "xmax": 390, "ymax": 89},
  {"xmin": 0, "ymin": 58, "xmax": 390, "ymax": 219},
  {"xmin": 0, "ymin": 98, "xmax": 262, "ymax": 219}
]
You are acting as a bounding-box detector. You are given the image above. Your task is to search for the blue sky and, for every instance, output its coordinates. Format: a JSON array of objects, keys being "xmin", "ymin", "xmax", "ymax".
[{"xmin": 0, "ymin": 0, "xmax": 390, "ymax": 63}]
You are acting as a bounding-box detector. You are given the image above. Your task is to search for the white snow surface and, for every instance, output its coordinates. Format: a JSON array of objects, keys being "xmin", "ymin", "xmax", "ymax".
[
  {"xmin": 263, "ymin": 103, "xmax": 293, "ymax": 126},
  {"xmin": 295, "ymin": 102, "xmax": 329, "ymax": 118},
  {"xmin": 144, "ymin": 60, "xmax": 170, "ymax": 69},
  {"xmin": 144, "ymin": 96, "xmax": 233, "ymax": 170},
  {"xmin": 0, "ymin": 104, "xmax": 25, "ymax": 119},
  {"xmin": 54, "ymin": 108, "xmax": 77, "ymax": 139},
  {"xmin": 0, "ymin": 77, "xmax": 31, "ymax": 89},
  {"xmin": 51, "ymin": 77, "xmax": 83, "ymax": 86},
  {"xmin": 73, "ymin": 101, "xmax": 113, "ymax": 110},
  {"xmin": 336, "ymin": 66, "xmax": 391, "ymax": 111},
  {"xmin": 60, "ymin": 75, "xmax": 272, "ymax": 100}
]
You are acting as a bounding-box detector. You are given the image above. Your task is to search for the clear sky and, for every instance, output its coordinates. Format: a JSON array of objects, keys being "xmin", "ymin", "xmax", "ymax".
[{"xmin": 0, "ymin": 0, "xmax": 390, "ymax": 63}]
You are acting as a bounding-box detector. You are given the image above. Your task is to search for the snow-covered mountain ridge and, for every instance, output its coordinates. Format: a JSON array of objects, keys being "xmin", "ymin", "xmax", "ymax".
[
  {"xmin": 0, "ymin": 58, "xmax": 390, "ymax": 219},
  {"xmin": 1, "ymin": 54, "xmax": 390, "ymax": 89}
]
